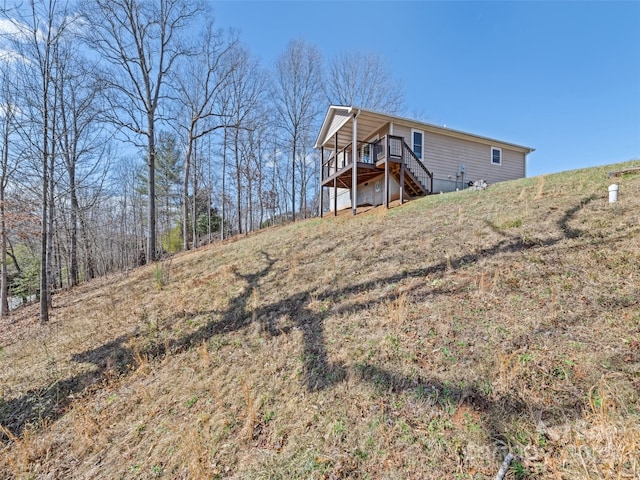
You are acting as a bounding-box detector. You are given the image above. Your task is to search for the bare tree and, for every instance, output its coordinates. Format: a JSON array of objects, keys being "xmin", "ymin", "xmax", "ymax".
[
  {"xmin": 54, "ymin": 31, "xmax": 107, "ymax": 286},
  {"xmin": 81, "ymin": 0, "xmax": 204, "ymax": 263},
  {"xmin": 172, "ymin": 24, "xmax": 237, "ymax": 250},
  {"xmin": 237, "ymin": 119, "xmax": 267, "ymax": 233},
  {"xmin": 0, "ymin": 61, "xmax": 19, "ymax": 318},
  {"xmin": 219, "ymin": 97, "xmax": 230, "ymax": 240},
  {"xmin": 273, "ymin": 39, "xmax": 322, "ymax": 222},
  {"xmin": 108, "ymin": 155, "xmax": 146, "ymax": 270},
  {"xmin": 296, "ymin": 128, "xmax": 318, "ymax": 218},
  {"xmin": 325, "ymin": 50, "xmax": 405, "ymax": 114},
  {"xmin": 225, "ymin": 44, "xmax": 264, "ymax": 235},
  {"xmin": 3, "ymin": 0, "xmax": 74, "ymax": 323}
]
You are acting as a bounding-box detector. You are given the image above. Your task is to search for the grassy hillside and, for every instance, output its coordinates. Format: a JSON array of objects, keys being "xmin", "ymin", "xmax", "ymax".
[{"xmin": 1, "ymin": 160, "xmax": 639, "ymax": 479}]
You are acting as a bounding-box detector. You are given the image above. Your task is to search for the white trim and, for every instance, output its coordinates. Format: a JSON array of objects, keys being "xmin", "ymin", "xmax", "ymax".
[
  {"xmin": 411, "ymin": 128, "xmax": 424, "ymax": 160},
  {"xmin": 491, "ymin": 146, "xmax": 502, "ymax": 166}
]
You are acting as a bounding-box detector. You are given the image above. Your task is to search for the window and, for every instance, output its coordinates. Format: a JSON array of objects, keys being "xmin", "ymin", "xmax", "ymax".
[
  {"xmin": 491, "ymin": 146, "xmax": 502, "ymax": 165},
  {"xmin": 412, "ymin": 129, "xmax": 424, "ymax": 159},
  {"xmin": 361, "ymin": 143, "xmax": 371, "ymax": 163},
  {"xmin": 362, "ymin": 136, "xmax": 379, "ymax": 163}
]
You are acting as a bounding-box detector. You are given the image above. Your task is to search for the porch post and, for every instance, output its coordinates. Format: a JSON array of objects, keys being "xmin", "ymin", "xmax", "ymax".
[
  {"xmin": 388, "ymin": 122, "xmax": 394, "ymax": 207},
  {"xmin": 320, "ymin": 146, "xmax": 324, "ymax": 218},
  {"xmin": 400, "ymin": 161, "xmax": 405, "ymax": 204},
  {"xmin": 352, "ymin": 113, "xmax": 358, "ymax": 216},
  {"xmin": 333, "ymin": 178, "xmax": 337, "ymax": 216},
  {"xmin": 334, "ymin": 133, "xmax": 338, "ymax": 170},
  {"xmin": 384, "ymin": 137, "xmax": 390, "ymax": 208},
  {"xmin": 385, "ymin": 153, "xmax": 389, "ymax": 209},
  {"xmin": 388, "ymin": 122, "xmax": 395, "ymax": 207}
]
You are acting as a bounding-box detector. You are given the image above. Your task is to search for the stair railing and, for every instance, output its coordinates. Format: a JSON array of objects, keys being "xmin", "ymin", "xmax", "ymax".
[
  {"xmin": 402, "ymin": 141, "xmax": 433, "ymax": 194},
  {"xmin": 371, "ymin": 135, "xmax": 433, "ymax": 194}
]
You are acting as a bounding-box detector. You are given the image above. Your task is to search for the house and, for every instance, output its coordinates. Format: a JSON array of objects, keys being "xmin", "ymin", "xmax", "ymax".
[{"xmin": 314, "ymin": 106, "xmax": 535, "ymax": 215}]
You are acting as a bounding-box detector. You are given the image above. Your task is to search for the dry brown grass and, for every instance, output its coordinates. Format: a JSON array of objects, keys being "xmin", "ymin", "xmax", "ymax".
[{"xmin": 1, "ymin": 160, "xmax": 639, "ymax": 479}]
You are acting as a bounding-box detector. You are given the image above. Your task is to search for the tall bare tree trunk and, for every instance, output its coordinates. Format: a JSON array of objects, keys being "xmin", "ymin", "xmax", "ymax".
[
  {"xmin": 0, "ymin": 86, "xmax": 12, "ymax": 318},
  {"xmin": 182, "ymin": 134, "xmax": 193, "ymax": 250},
  {"xmin": 221, "ymin": 125, "xmax": 227, "ymax": 240},
  {"xmin": 148, "ymin": 117, "xmax": 156, "ymax": 261},
  {"xmin": 192, "ymin": 139, "xmax": 198, "ymax": 247},
  {"xmin": 247, "ymin": 159, "xmax": 253, "ymax": 233},
  {"xmin": 0, "ymin": 191, "xmax": 8, "ymax": 317},
  {"xmin": 69, "ymin": 172, "xmax": 78, "ymax": 286},
  {"xmin": 234, "ymin": 127, "xmax": 242, "ymax": 235},
  {"xmin": 46, "ymin": 129, "xmax": 55, "ymax": 308},
  {"xmin": 292, "ymin": 137, "xmax": 296, "ymax": 222},
  {"xmin": 257, "ymin": 137, "xmax": 264, "ymax": 229},
  {"xmin": 80, "ymin": 213, "xmax": 95, "ymax": 280},
  {"xmin": 39, "ymin": 91, "xmax": 50, "ymax": 323}
]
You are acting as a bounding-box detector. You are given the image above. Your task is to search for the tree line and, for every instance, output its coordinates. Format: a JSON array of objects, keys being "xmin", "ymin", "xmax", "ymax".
[{"xmin": 0, "ymin": 0, "xmax": 404, "ymax": 323}]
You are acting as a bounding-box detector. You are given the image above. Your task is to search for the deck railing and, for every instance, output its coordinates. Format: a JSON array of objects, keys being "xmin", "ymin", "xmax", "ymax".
[
  {"xmin": 373, "ymin": 137, "xmax": 386, "ymax": 162},
  {"xmin": 322, "ymin": 141, "xmax": 377, "ymax": 180},
  {"xmin": 321, "ymin": 135, "xmax": 433, "ymax": 194},
  {"xmin": 321, "ymin": 142, "xmax": 351, "ymax": 179}
]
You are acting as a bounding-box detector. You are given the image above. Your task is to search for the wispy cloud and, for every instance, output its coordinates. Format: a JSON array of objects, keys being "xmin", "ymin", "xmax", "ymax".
[
  {"xmin": 0, "ymin": 46, "xmax": 26, "ymax": 64},
  {"xmin": 0, "ymin": 18, "xmax": 23, "ymax": 37}
]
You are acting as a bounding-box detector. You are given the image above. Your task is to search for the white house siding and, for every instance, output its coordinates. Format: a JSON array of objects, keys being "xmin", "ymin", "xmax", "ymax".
[
  {"xmin": 329, "ymin": 174, "xmax": 400, "ymax": 211},
  {"xmin": 367, "ymin": 123, "xmax": 525, "ymax": 191},
  {"xmin": 392, "ymin": 124, "xmax": 412, "ymax": 144},
  {"xmin": 367, "ymin": 124, "xmax": 390, "ymax": 143},
  {"xmin": 358, "ymin": 174, "xmax": 400, "ymax": 206},
  {"xmin": 422, "ymin": 131, "xmax": 525, "ymax": 188},
  {"xmin": 326, "ymin": 110, "xmax": 351, "ymax": 142},
  {"xmin": 501, "ymin": 148, "xmax": 526, "ymax": 179},
  {"xmin": 330, "ymin": 187, "xmax": 352, "ymax": 211}
]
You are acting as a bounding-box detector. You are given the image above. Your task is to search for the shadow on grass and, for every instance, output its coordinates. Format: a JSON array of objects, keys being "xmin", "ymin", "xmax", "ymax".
[
  {"xmin": 0, "ymin": 197, "xmax": 597, "ymax": 444},
  {"xmin": 0, "ymin": 252, "xmax": 277, "ymax": 441}
]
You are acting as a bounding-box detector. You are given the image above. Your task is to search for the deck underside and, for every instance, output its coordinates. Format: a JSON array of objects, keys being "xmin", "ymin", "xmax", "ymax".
[{"xmin": 321, "ymin": 160, "xmax": 425, "ymax": 197}]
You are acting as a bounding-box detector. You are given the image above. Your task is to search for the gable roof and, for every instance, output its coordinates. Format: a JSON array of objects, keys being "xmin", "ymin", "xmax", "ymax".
[{"xmin": 314, "ymin": 105, "xmax": 535, "ymax": 154}]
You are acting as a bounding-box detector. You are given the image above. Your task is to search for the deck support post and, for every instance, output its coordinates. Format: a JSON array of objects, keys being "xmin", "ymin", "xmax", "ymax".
[
  {"xmin": 400, "ymin": 161, "xmax": 405, "ymax": 204},
  {"xmin": 333, "ymin": 178, "xmax": 337, "ymax": 216},
  {"xmin": 320, "ymin": 147, "xmax": 324, "ymax": 217},
  {"xmin": 352, "ymin": 113, "xmax": 358, "ymax": 216},
  {"xmin": 385, "ymin": 141, "xmax": 390, "ymax": 209}
]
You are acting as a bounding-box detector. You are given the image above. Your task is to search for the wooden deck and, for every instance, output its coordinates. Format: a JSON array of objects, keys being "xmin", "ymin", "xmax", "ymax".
[
  {"xmin": 321, "ymin": 161, "xmax": 381, "ymax": 189},
  {"xmin": 320, "ymin": 157, "xmax": 426, "ymax": 199},
  {"xmin": 319, "ymin": 135, "xmax": 433, "ymax": 216}
]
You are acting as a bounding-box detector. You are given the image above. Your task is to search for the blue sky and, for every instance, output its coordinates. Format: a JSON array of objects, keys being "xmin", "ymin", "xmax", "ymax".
[{"xmin": 212, "ymin": 1, "xmax": 640, "ymax": 177}]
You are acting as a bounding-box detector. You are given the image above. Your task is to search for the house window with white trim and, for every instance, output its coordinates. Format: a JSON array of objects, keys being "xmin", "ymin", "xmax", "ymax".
[
  {"xmin": 411, "ymin": 129, "xmax": 424, "ymax": 159},
  {"xmin": 491, "ymin": 146, "xmax": 502, "ymax": 166}
]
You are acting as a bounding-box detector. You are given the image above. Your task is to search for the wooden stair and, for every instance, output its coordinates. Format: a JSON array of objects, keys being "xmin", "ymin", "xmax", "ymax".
[{"xmin": 388, "ymin": 163, "xmax": 426, "ymax": 197}]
